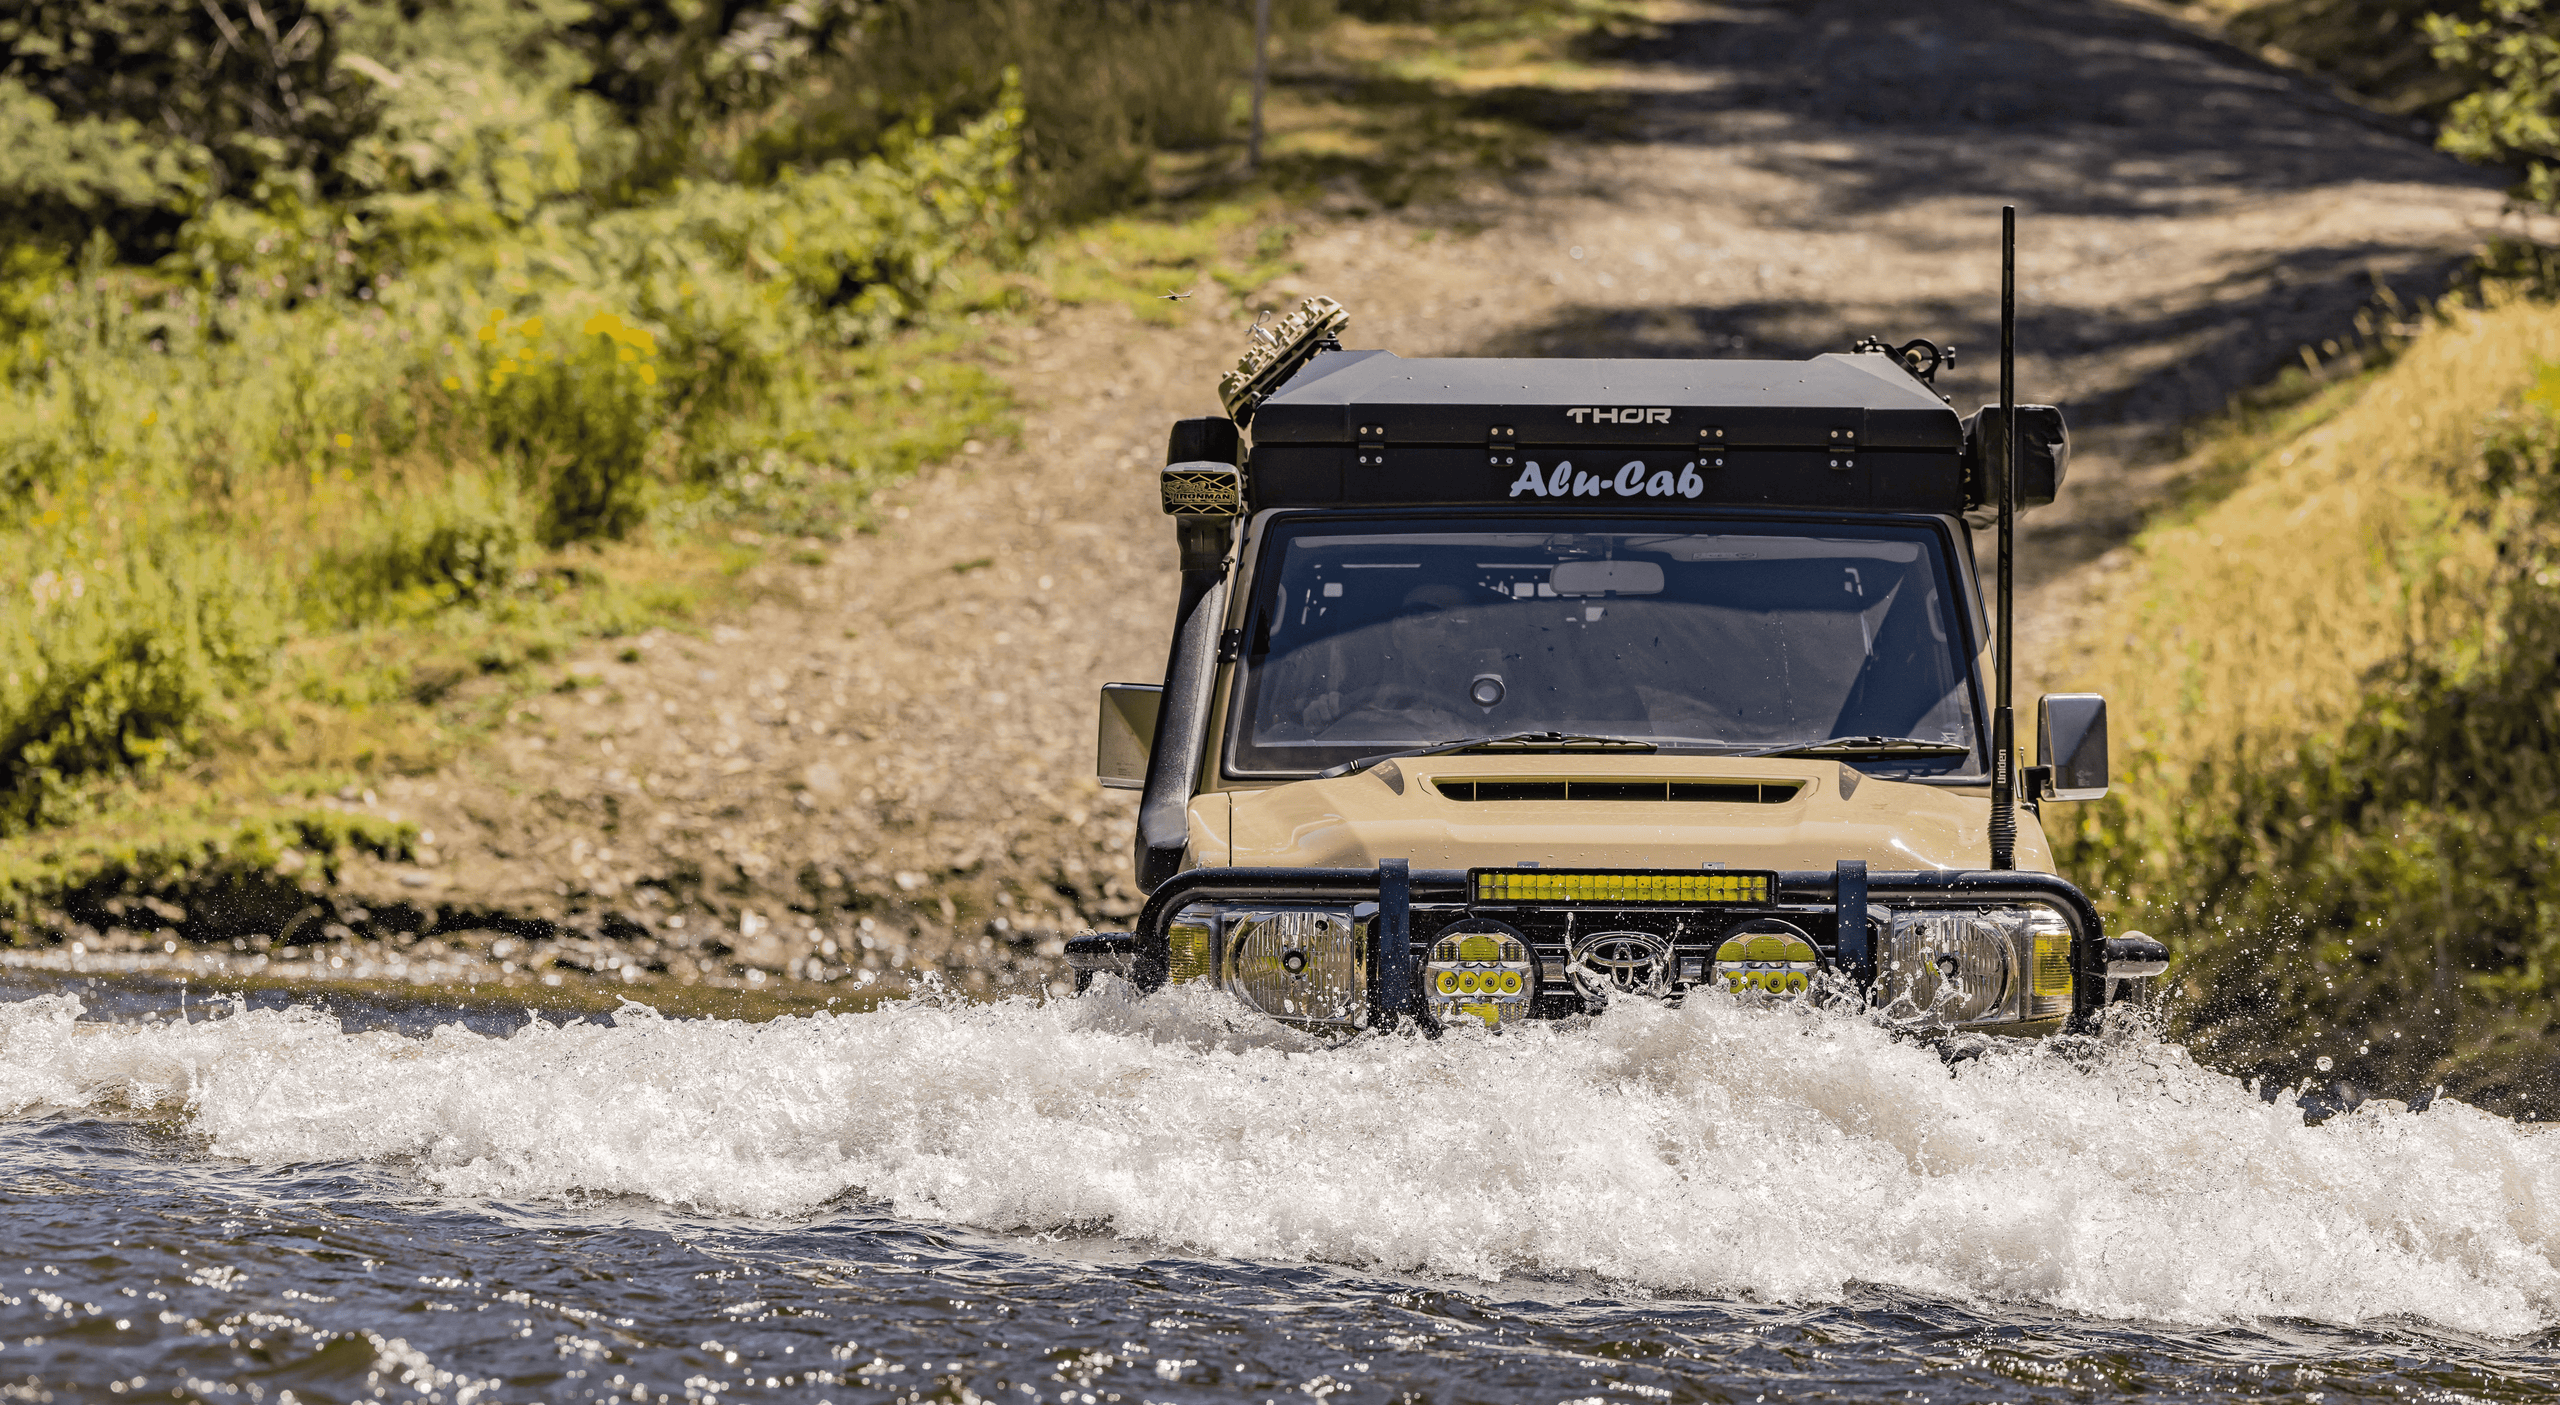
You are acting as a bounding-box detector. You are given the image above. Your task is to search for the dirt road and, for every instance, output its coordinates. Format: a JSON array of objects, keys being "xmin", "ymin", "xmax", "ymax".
[{"xmin": 296, "ymin": 0, "xmax": 2506, "ymax": 993}]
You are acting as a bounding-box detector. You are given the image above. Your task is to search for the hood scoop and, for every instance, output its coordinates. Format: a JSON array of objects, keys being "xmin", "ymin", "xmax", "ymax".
[{"xmin": 1431, "ymin": 777, "xmax": 1804, "ymax": 803}]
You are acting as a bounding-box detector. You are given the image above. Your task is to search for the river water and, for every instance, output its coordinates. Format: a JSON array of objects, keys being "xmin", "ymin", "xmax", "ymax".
[{"xmin": 6, "ymin": 972, "xmax": 2560, "ymax": 1403}]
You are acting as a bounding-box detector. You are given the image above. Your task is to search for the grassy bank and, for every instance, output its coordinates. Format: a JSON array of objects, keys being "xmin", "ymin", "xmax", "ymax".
[
  {"xmin": 0, "ymin": 0, "xmax": 1646, "ymax": 940},
  {"xmin": 2052, "ymin": 272, "xmax": 2560, "ymax": 1114},
  {"xmin": 0, "ymin": 86, "xmax": 1031, "ymax": 923}
]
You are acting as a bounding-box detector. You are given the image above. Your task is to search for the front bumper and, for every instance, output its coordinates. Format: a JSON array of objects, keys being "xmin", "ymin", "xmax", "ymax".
[{"xmin": 1066, "ymin": 862, "xmax": 2144, "ymax": 1033}]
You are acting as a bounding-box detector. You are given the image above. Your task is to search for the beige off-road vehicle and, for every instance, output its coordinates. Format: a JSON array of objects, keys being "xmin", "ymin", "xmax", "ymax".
[{"xmin": 1075, "ymin": 266, "xmax": 2166, "ymax": 1035}]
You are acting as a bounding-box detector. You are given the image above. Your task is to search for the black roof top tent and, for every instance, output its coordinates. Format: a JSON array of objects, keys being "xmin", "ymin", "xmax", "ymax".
[{"xmin": 1239, "ymin": 348, "xmax": 2046, "ymax": 515}]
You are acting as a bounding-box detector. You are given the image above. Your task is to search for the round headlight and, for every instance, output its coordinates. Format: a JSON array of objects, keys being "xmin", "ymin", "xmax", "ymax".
[
  {"xmin": 1876, "ymin": 911, "xmax": 2017, "ymax": 1025},
  {"xmin": 1222, "ymin": 907, "xmax": 1368, "ymax": 1029}
]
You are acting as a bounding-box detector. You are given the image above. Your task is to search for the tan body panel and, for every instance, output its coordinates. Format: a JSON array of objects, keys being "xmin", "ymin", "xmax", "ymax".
[{"xmin": 1184, "ymin": 753, "xmax": 2054, "ymax": 875}]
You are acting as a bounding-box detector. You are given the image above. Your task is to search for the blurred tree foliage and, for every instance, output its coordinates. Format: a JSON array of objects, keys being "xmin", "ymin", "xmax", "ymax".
[
  {"xmin": 736, "ymin": 0, "xmax": 1247, "ymax": 216},
  {"xmin": 2220, "ymin": 1, "xmax": 2560, "ymax": 209},
  {"xmin": 0, "ymin": 0, "xmax": 374, "ymax": 248},
  {"xmin": 2214, "ymin": 0, "xmax": 2488, "ymax": 117},
  {"xmin": 2428, "ymin": 0, "xmax": 2560, "ymax": 207},
  {"xmin": 0, "ymin": 0, "xmax": 1250, "ymax": 264}
]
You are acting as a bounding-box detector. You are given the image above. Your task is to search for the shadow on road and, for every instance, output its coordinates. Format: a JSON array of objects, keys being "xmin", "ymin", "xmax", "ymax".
[
  {"xmin": 1614, "ymin": 0, "xmax": 2460, "ymax": 211},
  {"xmin": 1440, "ymin": 0, "xmax": 2509, "ymax": 587},
  {"xmin": 1482, "ymin": 240, "xmax": 2460, "ymax": 426}
]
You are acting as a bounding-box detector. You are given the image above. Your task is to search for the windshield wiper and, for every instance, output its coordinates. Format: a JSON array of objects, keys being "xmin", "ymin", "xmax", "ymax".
[
  {"xmin": 1744, "ymin": 735, "xmax": 1975, "ymax": 760},
  {"xmin": 1317, "ymin": 731, "xmax": 1658, "ymax": 779}
]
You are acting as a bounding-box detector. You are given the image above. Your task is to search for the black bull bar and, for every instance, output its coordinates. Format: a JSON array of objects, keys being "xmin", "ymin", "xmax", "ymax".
[{"xmin": 1075, "ymin": 862, "xmax": 2119, "ymax": 1030}]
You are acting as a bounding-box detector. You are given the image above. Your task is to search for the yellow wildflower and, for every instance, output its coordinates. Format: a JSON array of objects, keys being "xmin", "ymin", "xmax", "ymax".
[{"xmin": 334, "ymin": 433, "xmax": 354, "ymax": 449}]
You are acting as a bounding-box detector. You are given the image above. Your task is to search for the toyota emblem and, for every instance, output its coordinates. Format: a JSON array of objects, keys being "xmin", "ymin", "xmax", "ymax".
[{"xmin": 1565, "ymin": 929, "xmax": 1671, "ymax": 1007}]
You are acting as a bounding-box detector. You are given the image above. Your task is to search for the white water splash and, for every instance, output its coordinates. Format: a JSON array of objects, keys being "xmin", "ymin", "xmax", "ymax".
[{"xmin": 5, "ymin": 984, "xmax": 2558, "ymax": 1336}]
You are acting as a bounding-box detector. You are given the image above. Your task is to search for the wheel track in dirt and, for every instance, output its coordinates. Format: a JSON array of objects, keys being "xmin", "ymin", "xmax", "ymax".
[{"xmin": 291, "ymin": 0, "xmax": 2509, "ymax": 990}]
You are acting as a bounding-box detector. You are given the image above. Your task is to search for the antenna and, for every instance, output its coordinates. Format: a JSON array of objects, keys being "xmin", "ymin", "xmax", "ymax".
[
  {"xmin": 1247, "ymin": 0, "xmax": 1274, "ymax": 172},
  {"xmin": 1989, "ymin": 207, "xmax": 2018, "ymax": 871}
]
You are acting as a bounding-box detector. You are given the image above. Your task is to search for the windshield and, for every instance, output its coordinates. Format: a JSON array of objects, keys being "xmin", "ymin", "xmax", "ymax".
[{"xmin": 1227, "ymin": 516, "xmax": 1982, "ymax": 777}]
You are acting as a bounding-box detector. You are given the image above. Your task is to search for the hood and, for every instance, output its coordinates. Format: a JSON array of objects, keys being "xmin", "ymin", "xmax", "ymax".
[{"xmin": 1186, "ymin": 754, "xmax": 2053, "ymax": 875}]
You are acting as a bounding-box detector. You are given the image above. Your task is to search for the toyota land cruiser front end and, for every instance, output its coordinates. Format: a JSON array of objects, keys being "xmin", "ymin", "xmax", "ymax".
[{"xmin": 1074, "ymin": 266, "xmax": 2167, "ymax": 1037}]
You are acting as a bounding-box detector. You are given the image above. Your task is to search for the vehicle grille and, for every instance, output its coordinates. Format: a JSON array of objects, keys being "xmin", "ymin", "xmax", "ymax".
[{"xmin": 1430, "ymin": 778, "xmax": 1802, "ymax": 803}]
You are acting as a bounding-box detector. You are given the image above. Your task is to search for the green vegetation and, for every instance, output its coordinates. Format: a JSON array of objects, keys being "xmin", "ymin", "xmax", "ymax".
[
  {"xmin": 2192, "ymin": 1, "xmax": 2560, "ymax": 211},
  {"xmin": 2427, "ymin": 0, "xmax": 2560, "ymax": 207},
  {"xmin": 0, "ymin": 62, "xmax": 1028, "ymax": 871},
  {"xmin": 0, "ymin": 0, "xmax": 1166, "ymax": 922},
  {"xmin": 0, "ymin": 0, "xmax": 1645, "ymax": 930},
  {"xmin": 2184, "ymin": 0, "xmax": 2487, "ymax": 119},
  {"xmin": 2051, "ymin": 281, "xmax": 2560, "ymax": 1113},
  {"xmin": 2047, "ymin": 3, "xmax": 2560, "ymax": 1114}
]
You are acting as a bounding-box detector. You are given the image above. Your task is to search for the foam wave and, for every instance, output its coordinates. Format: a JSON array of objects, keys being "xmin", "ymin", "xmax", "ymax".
[{"xmin": 6, "ymin": 985, "xmax": 2558, "ymax": 1335}]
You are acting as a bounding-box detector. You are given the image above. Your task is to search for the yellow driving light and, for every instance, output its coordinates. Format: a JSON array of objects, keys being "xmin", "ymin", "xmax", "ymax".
[
  {"xmin": 1710, "ymin": 921, "xmax": 1820, "ymax": 997},
  {"xmin": 1167, "ymin": 905, "xmax": 1217, "ymax": 985},
  {"xmin": 2027, "ymin": 909, "xmax": 2074, "ymax": 1018},
  {"xmin": 1423, "ymin": 924, "xmax": 1537, "ymax": 1030},
  {"xmin": 1471, "ymin": 868, "xmax": 1774, "ymax": 906},
  {"xmin": 2033, "ymin": 929, "xmax": 2071, "ymax": 997}
]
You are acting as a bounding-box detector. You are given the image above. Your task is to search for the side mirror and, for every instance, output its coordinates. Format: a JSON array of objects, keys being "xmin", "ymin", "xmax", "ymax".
[
  {"xmin": 1096, "ymin": 683, "xmax": 1162, "ymax": 790},
  {"xmin": 2035, "ymin": 693, "xmax": 2108, "ymax": 801}
]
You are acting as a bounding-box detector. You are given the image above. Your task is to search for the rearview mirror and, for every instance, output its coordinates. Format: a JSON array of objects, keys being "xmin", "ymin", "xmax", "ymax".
[
  {"xmin": 1550, "ymin": 560, "xmax": 1664, "ymax": 597},
  {"xmin": 1096, "ymin": 683, "xmax": 1162, "ymax": 789},
  {"xmin": 2036, "ymin": 693, "xmax": 2108, "ymax": 802}
]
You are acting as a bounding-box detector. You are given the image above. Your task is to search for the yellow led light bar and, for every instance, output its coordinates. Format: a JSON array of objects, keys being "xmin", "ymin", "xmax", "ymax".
[{"xmin": 1470, "ymin": 868, "xmax": 1774, "ymax": 906}]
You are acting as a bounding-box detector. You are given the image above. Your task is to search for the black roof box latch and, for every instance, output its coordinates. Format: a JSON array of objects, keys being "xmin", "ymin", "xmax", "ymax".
[{"xmin": 1827, "ymin": 425, "xmax": 1857, "ymax": 472}]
